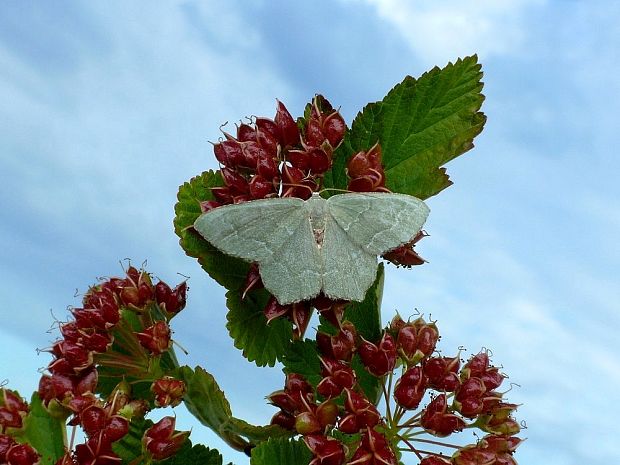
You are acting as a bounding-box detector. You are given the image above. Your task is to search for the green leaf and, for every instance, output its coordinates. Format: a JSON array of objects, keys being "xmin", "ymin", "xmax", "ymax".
[
  {"xmin": 179, "ymin": 366, "xmax": 289, "ymax": 452},
  {"xmin": 221, "ymin": 418, "xmax": 291, "ymax": 444},
  {"xmin": 13, "ymin": 393, "xmax": 65, "ymax": 464},
  {"xmin": 281, "ymin": 339, "xmax": 322, "ymax": 387},
  {"xmin": 179, "ymin": 366, "xmax": 233, "ymax": 432},
  {"xmin": 323, "ymin": 135, "xmax": 355, "ymax": 194},
  {"xmin": 250, "ymin": 438, "xmax": 312, "ymax": 465},
  {"xmin": 341, "ymin": 263, "xmax": 384, "ymax": 342},
  {"xmin": 333, "ymin": 55, "xmax": 485, "ymax": 199},
  {"xmin": 225, "ymin": 290, "xmax": 293, "ymax": 367},
  {"xmin": 174, "ymin": 170, "xmax": 250, "ymax": 291},
  {"xmin": 164, "ymin": 442, "xmax": 228, "ymax": 465}
]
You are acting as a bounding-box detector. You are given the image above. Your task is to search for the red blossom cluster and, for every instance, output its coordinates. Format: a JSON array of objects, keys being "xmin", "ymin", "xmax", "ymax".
[
  {"xmin": 27, "ymin": 266, "xmax": 189, "ymax": 465},
  {"xmin": 204, "ymin": 95, "xmax": 346, "ymax": 211},
  {"xmin": 268, "ymin": 310, "xmax": 521, "ymax": 465}
]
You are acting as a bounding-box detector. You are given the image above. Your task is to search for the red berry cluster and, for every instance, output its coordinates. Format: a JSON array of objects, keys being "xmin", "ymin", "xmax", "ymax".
[
  {"xmin": 205, "ymin": 95, "xmax": 346, "ymax": 211},
  {"xmin": 31, "ymin": 266, "xmax": 189, "ymax": 465},
  {"xmin": 268, "ymin": 312, "xmax": 400, "ymax": 464},
  {"xmin": 38, "ymin": 267, "xmax": 186, "ymax": 410},
  {"xmin": 268, "ymin": 310, "xmax": 521, "ymax": 465},
  {"xmin": 387, "ymin": 315, "xmax": 522, "ymax": 464}
]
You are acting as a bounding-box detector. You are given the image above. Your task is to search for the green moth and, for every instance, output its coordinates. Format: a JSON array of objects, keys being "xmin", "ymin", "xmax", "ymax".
[{"xmin": 194, "ymin": 192, "xmax": 429, "ymax": 304}]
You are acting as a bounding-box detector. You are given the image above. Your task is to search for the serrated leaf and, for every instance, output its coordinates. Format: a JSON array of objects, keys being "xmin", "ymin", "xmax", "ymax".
[
  {"xmin": 332, "ymin": 55, "xmax": 485, "ymax": 199},
  {"xmin": 179, "ymin": 366, "xmax": 287, "ymax": 451},
  {"xmin": 13, "ymin": 393, "xmax": 65, "ymax": 464},
  {"xmin": 281, "ymin": 339, "xmax": 322, "ymax": 387},
  {"xmin": 164, "ymin": 442, "xmax": 227, "ymax": 465},
  {"xmin": 226, "ymin": 290, "xmax": 293, "ymax": 367},
  {"xmin": 250, "ymin": 438, "xmax": 312, "ymax": 465},
  {"xmin": 179, "ymin": 366, "xmax": 233, "ymax": 431},
  {"xmin": 174, "ymin": 170, "xmax": 250, "ymax": 291}
]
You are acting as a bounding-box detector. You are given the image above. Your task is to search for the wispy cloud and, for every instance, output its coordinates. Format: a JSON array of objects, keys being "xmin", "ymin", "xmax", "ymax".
[{"xmin": 349, "ymin": 0, "xmax": 545, "ymax": 64}]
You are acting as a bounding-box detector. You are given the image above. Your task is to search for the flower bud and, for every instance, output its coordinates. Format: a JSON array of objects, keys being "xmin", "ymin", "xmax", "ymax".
[
  {"xmin": 143, "ymin": 417, "xmax": 189, "ymax": 461},
  {"xmin": 303, "ymin": 434, "xmax": 346, "ymax": 465},
  {"xmin": 295, "ymin": 411, "xmax": 321, "ymax": 435},
  {"xmin": 420, "ymin": 456, "xmax": 451, "ymax": 465},
  {"xmin": 424, "ymin": 355, "xmax": 461, "ymax": 392},
  {"xmin": 5, "ymin": 443, "xmax": 40, "ymax": 465},
  {"xmin": 358, "ymin": 333, "xmax": 397, "ymax": 377},
  {"xmin": 274, "ymin": 100, "xmax": 300, "ymax": 147},
  {"xmin": 394, "ymin": 366, "xmax": 427, "ymax": 410},
  {"xmin": 136, "ymin": 321, "xmax": 171, "ymax": 355},
  {"xmin": 151, "ymin": 377, "xmax": 186, "ymax": 408}
]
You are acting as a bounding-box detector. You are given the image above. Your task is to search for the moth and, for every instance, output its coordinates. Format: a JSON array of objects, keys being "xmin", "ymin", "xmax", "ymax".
[{"xmin": 194, "ymin": 192, "xmax": 429, "ymax": 304}]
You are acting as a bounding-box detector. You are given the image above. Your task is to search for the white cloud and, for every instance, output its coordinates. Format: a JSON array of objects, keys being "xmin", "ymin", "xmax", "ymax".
[{"xmin": 349, "ymin": 0, "xmax": 545, "ymax": 64}]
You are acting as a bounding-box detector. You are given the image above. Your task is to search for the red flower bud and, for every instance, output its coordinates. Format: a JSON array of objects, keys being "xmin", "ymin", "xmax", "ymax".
[
  {"xmin": 424, "ymin": 355, "xmax": 461, "ymax": 392},
  {"xmin": 421, "ymin": 394, "xmax": 466, "ymax": 437},
  {"xmin": 358, "ymin": 333, "xmax": 397, "ymax": 377},
  {"xmin": 80, "ymin": 405, "xmax": 108, "ymax": 436},
  {"xmin": 249, "ymin": 174, "xmax": 276, "ymax": 199},
  {"xmin": 395, "ymin": 317, "xmax": 439, "ymax": 364},
  {"xmin": 0, "ymin": 434, "xmax": 16, "ymax": 460},
  {"xmin": 394, "ymin": 366, "xmax": 427, "ymax": 410},
  {"xmin": 275, "ymin": 100, "xmax": 300, "ymax": 147},
  {"xmin": 270, "ymin": 410, "xmax": 295, "ymax": 430},
  {"xmin": 136, "ymin": 321, "xmax": 171, "ymax": 355},
  {"xmin": 303, "ymin": 434, "xmax": 346, "ymax": 465},
  {"xmin": 143, "ymin": 417, "xmax": 189, "ymax": 461},
  {"xmin": 295, "ymin": 410, "xmax": 322, "ymax": 435},
  {"xmin": 214, "ymin": 139, "xmax": 244, "ymax": 167},
  {"xmin": 151, "ymin": 377, "xmax": 186, "ymax": 408},
  {"xmin": 420, "ymin": 456, "xmax": 451, "ymax": 465},
  {"xmin": 5, "ymin": 443, "xmax": 40, "ymax": 465}
]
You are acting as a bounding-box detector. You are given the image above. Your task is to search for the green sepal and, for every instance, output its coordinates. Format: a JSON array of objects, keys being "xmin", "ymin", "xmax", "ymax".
[
  {"xmin": 225, "ymin": 290, "xmax": 294, "ymax": 367},
  {"xmin": 250, "ymin": 437, "xmax": 312, "ymax": 465},
  {"xmin": 12, "ymin": 393, "xmax": 66, "ymax": 464}
]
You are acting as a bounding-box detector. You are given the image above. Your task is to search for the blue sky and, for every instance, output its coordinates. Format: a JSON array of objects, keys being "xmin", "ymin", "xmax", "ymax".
[{"xmin": 1, "ymin": 1, "xmax": 618, "ymax": 464}]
